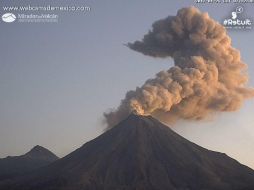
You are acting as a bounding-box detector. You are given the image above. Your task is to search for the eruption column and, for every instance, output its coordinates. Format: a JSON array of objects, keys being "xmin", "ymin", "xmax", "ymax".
[{"xmin": 104, "ymin": 7, "xmax": 254, "ymax": 128}]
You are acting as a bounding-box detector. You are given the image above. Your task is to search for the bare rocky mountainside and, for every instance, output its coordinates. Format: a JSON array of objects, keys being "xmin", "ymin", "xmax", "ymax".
[
  {"xmin": 0, "ymin": 145, "xmax": 58, "ymax": 181},
  {"xmin": 1, "ymin": 114, "xmax": 254, "ymax": 190}
]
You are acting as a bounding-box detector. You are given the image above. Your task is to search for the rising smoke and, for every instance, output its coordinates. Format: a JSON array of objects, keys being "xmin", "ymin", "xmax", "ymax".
[{"xmin": 104, "ymin": 7, "xmax": 254, "ymax": 128}]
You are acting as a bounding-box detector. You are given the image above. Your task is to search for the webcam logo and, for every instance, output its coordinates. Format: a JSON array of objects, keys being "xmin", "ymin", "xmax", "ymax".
[
  {"xmin": 231, "ymin": 6, "xmax": 243, "ymax": 19},
  {"xmin": 2, "ymin": 13, "xmax": 16, "ymax": 23},
  {"xmin": 223, "ymin": 6, "xmax": 252, "ymax": 29}
]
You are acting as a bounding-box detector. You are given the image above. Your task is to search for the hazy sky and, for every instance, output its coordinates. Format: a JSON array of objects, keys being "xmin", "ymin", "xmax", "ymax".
[{"xmin": 0, "ymin": 0, "xmax": 253, "ymax": 168}]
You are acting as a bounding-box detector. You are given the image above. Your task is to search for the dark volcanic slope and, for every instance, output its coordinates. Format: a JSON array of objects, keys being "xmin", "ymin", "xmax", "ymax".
[
  {"xmin": 1, "ymin": 114, "xmax": 254, "ymax": 190},
  {"xmin": 0, "ymin": 145, "xmax": 58, "ymax": 181}
]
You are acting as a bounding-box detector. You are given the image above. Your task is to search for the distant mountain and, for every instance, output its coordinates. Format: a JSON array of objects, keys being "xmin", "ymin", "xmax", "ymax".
[
  {"xmin": 0, "ymin": 145, "xmax": 58, "ymax": 181},
  {"xmin": 1, "ymin": 114, "xmax": 254, "ymax": 190}
]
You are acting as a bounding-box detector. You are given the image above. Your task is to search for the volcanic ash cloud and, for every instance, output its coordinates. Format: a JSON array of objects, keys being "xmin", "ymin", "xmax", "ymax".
[{"xmin": 104, "ymin": 7, "xmax": 254, "ymax": 128}]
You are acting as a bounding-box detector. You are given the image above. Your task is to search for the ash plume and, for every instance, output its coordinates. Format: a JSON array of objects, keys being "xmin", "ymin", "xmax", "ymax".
[{"xmin": 104, "ymin": 7, "xmax": 254, "ymax": 128}]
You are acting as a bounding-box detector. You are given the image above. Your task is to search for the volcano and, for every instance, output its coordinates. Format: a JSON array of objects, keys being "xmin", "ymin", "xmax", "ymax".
[
  {"xmin": 1, "ymin": 114, "xmax": 254, "ymax": 190},
  {"xmin": 0, "ymin": 145, "xmax": 58, "ymax": 181}
]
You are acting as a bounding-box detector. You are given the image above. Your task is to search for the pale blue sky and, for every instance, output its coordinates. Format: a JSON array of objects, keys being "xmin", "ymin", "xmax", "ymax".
[{"xmin": 0, "ymin": 0, "xmax": 253, "ymax": 168}]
